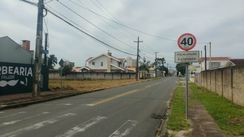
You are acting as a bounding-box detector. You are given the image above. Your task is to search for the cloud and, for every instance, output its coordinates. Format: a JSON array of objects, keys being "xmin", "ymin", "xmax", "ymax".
[{"xmin": 0, "ymin": 0, "xmax": 243, "ymax": 68}]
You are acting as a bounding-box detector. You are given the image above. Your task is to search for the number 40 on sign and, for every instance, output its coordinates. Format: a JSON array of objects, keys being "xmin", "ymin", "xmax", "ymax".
[{"xmin": 177, "ymin": 33, "xmax": 197, "ymax": 51}]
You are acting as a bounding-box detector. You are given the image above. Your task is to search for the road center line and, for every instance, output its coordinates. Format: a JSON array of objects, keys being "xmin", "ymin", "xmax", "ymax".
[
  {"xmin": 109, "ymin": 120, "xmax": 138, "ymax": 137},
  {"xmin": 86, "ymin": 89, "xmax": 140, "ymax": 107},
  {"xmin": 56, "ymin": 116, "xmax": 106, "ymax": 137}
]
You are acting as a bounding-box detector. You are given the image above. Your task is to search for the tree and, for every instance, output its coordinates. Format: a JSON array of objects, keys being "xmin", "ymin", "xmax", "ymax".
[
  {"xmin": 139, "ymin": 57, "xmax": 150, "ymax": 72},
  {"xmin": 59, "ymin": 60, "xmax": 74, "ymax": 76},
  {"xmin": 176, "ymin": 63, "xmax": 187, "ymax": 76},
  {"xmin": 61, "ymin": 64, "xmax": 74, "ymax": 76},
  {"xmin": 154, "ymin": 57, "xmax": 166, "ymax": 70},
  {"xmin": 48, "ymin": 54, "xmax": 57, "ymax": 69}
]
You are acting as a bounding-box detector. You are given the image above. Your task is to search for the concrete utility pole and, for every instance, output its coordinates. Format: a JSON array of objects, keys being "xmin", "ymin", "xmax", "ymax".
[
  {"xmin": 154, "ymin": 52, "xmax": 158, "ymax": 78},
  {"xmin": 134, "ymin": 37, "xmax": 143, "ymax": 81},
  {"xmin": 33, "ymin": 0, "xmax": 44, "ymax": 97},
  {"xmin": 209, "ymin": 42, "xmax": 212, "ymax": 69},
  {"xmin": 204, "ymin": 45, "xmax": 207, "ymax": 71}
]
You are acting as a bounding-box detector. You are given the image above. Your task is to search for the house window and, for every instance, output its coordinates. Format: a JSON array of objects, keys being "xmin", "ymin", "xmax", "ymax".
[
  {"xmin": 92, "ymin": 62, "xmax": 95, "ymax": 65},
  {"xmin": 101, "ymin": 62, "xmax": 103, "ymax": 66}
]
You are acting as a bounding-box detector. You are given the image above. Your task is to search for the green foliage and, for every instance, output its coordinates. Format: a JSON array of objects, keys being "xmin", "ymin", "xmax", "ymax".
[
  {"xmin": 48, "ymin": 54, "xmax": 57, "ymax": 69},
  {"xmin": 176, "ymin": 63, "xmax": 187, "ymax": 76},
  {"xmin": 59, "ymin": 61, "xmax": 74, "ymax": 76},
  {"xmin": 139, "ymin": 57, "xmax": 150, "ymax": 72},
  {"xmin": 167, "ymin": 85, "xmax": 190, "ymax": 131},
  {"xmin": 190, "ymin": 84, "xmax": 244, "ymax": 136}
]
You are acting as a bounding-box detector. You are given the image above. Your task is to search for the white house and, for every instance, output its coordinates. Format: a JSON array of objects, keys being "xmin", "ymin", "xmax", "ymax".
[
  {"xmin": 199, "ymin": 57, "xmax": 232, "ymax": 71},
  {"xmin": 84, "ymin": 52, "xmax": 136, "ymax": 72}
]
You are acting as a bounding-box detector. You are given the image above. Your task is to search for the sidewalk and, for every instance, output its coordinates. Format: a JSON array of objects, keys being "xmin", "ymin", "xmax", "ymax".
[{"xmin": 189, "ymin": 94, "xmax": 225, "ymax": 137}]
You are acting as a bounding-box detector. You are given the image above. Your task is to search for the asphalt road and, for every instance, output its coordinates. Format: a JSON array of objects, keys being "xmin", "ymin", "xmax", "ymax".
[{"xmin": 0, "ymin": 77, "xmax": 177, "ymax": 137}]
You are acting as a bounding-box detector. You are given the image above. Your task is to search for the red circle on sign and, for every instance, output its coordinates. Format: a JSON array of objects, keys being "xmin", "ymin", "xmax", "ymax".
[{"xmin": 177, "ymin": 33, "xmax": 197, "ymax": 51}]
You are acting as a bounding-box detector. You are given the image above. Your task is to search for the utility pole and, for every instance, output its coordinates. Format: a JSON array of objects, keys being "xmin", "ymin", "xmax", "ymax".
[
  {"xmin": 204, "ymin": 45, "xmax": 207, "ymax": 88},
  {"xmin": 209, "ymin": 42, "xmax": 212, "ymax": 69},
  {"xmin": 42, "ymin": 33, "xmax": 49, "ymax": 91},
  {"xmin": 134, "ymin": 37, "xmax": 143, "ymax": 81},
  {"xmin": 33, "ymin": 0, "xmax": 44, "ymax": 97},
  {"xmin": 154, "ymin": 52, "xmax": 158, "ymax": 78}
]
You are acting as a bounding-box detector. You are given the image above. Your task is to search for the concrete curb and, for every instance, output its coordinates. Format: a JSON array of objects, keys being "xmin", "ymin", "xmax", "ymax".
[{"xmin": 155, "ymin": 82, "xmax": 178, "ymax": 137}]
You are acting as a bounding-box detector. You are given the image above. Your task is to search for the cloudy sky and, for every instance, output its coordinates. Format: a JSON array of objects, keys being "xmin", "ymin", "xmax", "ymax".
[{"xmin": 0, "ymin": 0, "xmax": 244, "ymax": 68}]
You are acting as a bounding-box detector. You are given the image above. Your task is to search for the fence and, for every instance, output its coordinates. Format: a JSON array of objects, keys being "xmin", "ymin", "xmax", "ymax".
[
  {"xmin": 49, "ymin": 72, "xmax": 136, "ymax": 80},
  {"xmin": 195, "ymin": 67, "xmax": 244, "ymax": 106}
]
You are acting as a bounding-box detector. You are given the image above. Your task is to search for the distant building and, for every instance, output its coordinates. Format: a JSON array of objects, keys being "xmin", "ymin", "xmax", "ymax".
[
  {"xmin": 229, "ymin": 59, "xmax": 244, "ymax": 68},
  {"xmin": 84, "ymin": 51, "xmax": 136, "ymax": 72},
  {"xmin": 0, "ymin": 36, "xmax": 34, "ymax": 64},
  {"xmin": 199, "ymin": 57, "xmax": 231, "ymax": 71}
]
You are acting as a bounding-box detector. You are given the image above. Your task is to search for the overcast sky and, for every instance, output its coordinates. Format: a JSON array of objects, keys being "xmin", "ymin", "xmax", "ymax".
[{"xmin": 0, "ymin": 0, "xmax": 244, "ymax": 68}]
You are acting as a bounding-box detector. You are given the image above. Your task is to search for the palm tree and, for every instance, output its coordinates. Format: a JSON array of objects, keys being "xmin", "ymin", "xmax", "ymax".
[{"xmin": 48, "ymin": 54, "xmax": 57, "ymax": 69}]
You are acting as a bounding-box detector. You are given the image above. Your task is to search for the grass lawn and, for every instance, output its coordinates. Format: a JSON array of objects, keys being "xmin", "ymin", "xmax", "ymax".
[
  {"xmin": 167, "ymin": 84, "xmax": 190, "ymax": 131},
  {"xmin": 190, "ymin": 83, "xmax": 244, "ymax": 136},
  {"xmin": 49, "ymin": 79, "xmax": 138, "ymax": 92}
]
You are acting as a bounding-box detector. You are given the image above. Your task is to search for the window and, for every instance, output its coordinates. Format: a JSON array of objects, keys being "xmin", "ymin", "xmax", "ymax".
[
  {"xmin": 101, "ymin": 62, "xmax": 103, "ymax": 66},
  {"xmin": 92, "ymin": 62, "xmax": 95, "ymax": 65}
]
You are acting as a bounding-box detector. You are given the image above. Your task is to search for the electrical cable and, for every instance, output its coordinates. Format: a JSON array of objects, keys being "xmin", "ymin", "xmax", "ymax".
[{"xmin": 56, "ymin": 0, "xmax": 137, "ymax": 51}]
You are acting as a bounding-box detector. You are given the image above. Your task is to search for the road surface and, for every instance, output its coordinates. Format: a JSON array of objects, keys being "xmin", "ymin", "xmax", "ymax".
[{"xmin": 0, "ymin": 77, "xmax": 177, "ymax": 137}]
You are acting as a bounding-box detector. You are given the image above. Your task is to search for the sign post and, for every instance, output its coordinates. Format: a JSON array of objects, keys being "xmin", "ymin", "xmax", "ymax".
[
  {"xmin": 59, "ymin": 59, "xmax": 64, "ymax": 90},
  {"xmin": 175, "ymin": 33, "xmax": 198, "ymax": 119}
]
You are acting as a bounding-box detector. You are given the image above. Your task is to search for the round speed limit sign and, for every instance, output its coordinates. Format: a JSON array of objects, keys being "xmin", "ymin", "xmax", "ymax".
[{"xmin": 177, "ymin": 33, "xmax": 197, "ymax": 51}]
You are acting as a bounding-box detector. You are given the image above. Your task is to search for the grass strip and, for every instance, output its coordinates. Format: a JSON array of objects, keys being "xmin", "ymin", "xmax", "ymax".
[
  {"xmin": 167, "ymin": 85, "xmax": 189, "ymax": 131},
  {"xmin": 190, "ymin": 83, "xmax": 244, "ymax": 136}
]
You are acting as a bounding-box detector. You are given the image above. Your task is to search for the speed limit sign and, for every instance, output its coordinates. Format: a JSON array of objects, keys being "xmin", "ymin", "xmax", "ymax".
[{"xmin": 177, "ymin": 33, "xmax": 197, "ymax": 51}]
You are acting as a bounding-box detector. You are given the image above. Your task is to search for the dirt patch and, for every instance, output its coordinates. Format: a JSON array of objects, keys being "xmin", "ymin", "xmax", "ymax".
[
  {"xmin": 229, "ymin": 117, "xmax": 244, "ymax": 126},
  {"xmin": 49, "ymin": 79, "xmax": 139, "ymax": 92}
]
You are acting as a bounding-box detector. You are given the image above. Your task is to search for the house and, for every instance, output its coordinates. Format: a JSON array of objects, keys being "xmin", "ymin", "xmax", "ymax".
[
  {"xmin": 229, "ymin": 59, "xmax": 244, "ymax": 68},
  {"xmin": 0, "ymin": 36, "xmax": 34, "ymax": 64},
  {"xmin": 0, "ymin": 36, "xmax": 34, "ymax": 94},
  {"xmin": 199, "ymin": 57, "xmax": 232, "ymax": 71},
  {"xmin": 85, "ymin": 52, "xmax": 136, "ymax": 72}
]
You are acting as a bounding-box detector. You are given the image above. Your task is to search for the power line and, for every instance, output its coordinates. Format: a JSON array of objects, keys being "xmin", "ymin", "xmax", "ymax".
[
  {"xmin": 67, "ymin": 0, "xmax": 177, "ymax": 42},
  {"xmin": 46, "ymin": 7, "xmax": 136, "ymax": 56},
  {"xmin": 20, "ymin": 0, "xmax": 136, "ymax": 56},
  {"xmin": 56, "ymin": 0, "xmax": 137, "ymax": 51}
]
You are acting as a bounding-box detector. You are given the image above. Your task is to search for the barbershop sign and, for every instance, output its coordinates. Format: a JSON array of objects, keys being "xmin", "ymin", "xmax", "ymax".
[{"xmin": 0, "ymin": 62, "xmax": 33, "ymax": 95}]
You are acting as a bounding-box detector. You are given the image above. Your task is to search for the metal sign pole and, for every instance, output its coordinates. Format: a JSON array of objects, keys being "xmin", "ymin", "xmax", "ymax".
[
  {"xmin": 185, "ymin": 64, "xmax": 189, "ymax": 119},
  {"xmin": 60, "ymin": 67, "xmax": 63, "ymax": 90}
]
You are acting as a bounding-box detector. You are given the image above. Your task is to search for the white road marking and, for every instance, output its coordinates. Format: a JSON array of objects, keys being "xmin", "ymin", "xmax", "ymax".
[
  {"xmin": 145, "ymin": 85, "xmax": 152, "ymax": 88},
  {"xmin": 86, "ymin": 104, "xmax": 95, "ymax": 107},
  {"xmin": 0, "ymin": 111, "xmax": 51, "ymax": 127},
  {"xmin": 109, "ymin": 120, "xmax": 138, "ymax": 137},
  {"xmin": 63, "ymin": 103, "xmax": 72, "ymax": 106},
  {"xmin": 2, "ymin": 120, "xmax": 21, "ymax": 126},
  {"xmin": 0, "ymin": 113, "xmax": 76, "ymax": 137},
  {"xmin": 0, "ymin": 111, "xmax": 26, "ymax": 119},
  {"xmin": 56, "ymin": 116, "xmax": 107, "ymax": 137}
]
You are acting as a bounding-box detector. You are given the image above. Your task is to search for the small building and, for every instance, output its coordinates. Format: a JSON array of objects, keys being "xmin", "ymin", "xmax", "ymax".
[
  {"xmin": 229, "ymin": 59, "xmax": 244, "ymax": 68},
  {"xmin": 0, "ymin": 36, "xmax": 34, "ymax": 64},
  {"xmin": 0, "ymin": 36, "xmax": 34, "ymax": 95},
  {"xmin": 199, "ymin": 57, "xmax": 231, "ymax": 71}
]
